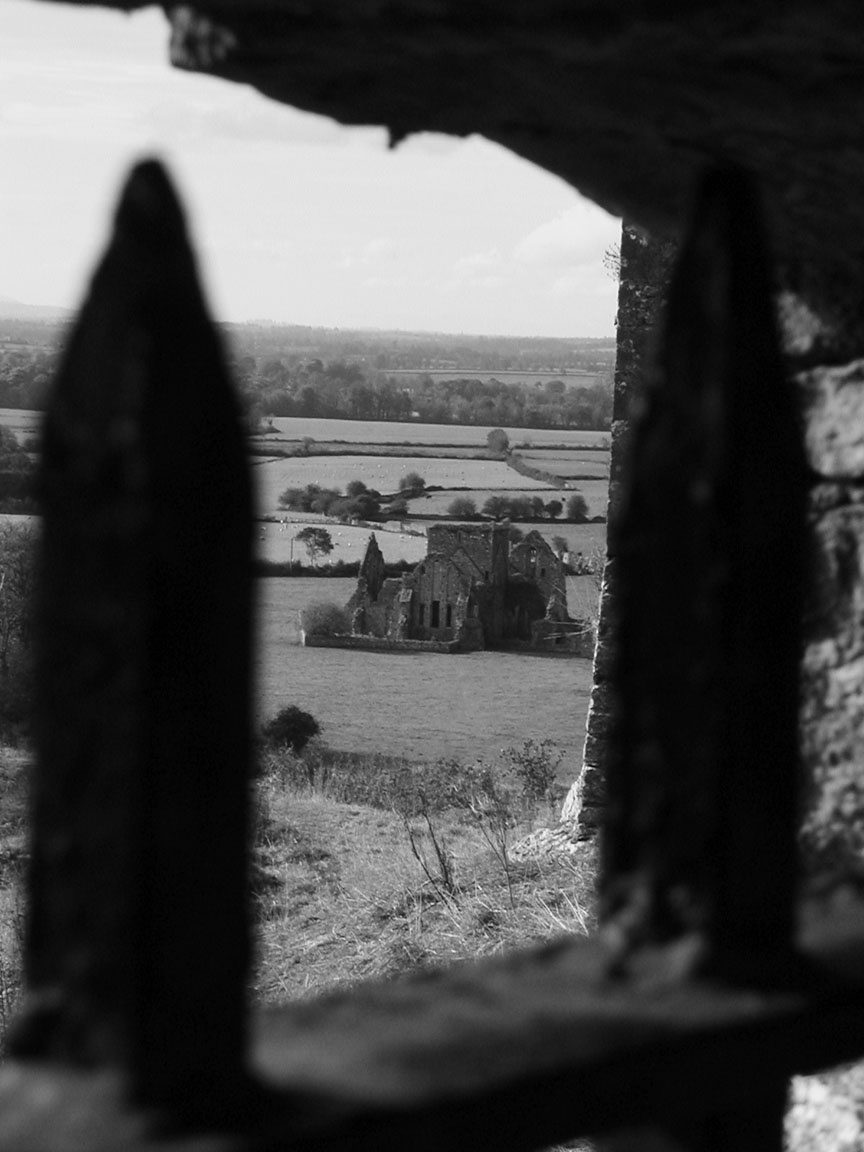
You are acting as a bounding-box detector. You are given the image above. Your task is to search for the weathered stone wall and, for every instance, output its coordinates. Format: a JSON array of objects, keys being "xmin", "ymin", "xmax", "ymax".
[
  {"xmin": 562, "ymin": 224, "xmax": 676, "ymax": 832},
  {"xmin": 304, "ymin": 635, "xmax": 460, "ymax": 654},
  {"xmin": 564, "ymin": 221, "xmax": 864, "ymax": 868}
]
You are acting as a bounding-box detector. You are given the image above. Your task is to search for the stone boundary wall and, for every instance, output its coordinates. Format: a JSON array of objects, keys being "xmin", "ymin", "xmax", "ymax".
[{"xmin": 303, "ymin": 634, "xmax": 460, "ymax": 654}]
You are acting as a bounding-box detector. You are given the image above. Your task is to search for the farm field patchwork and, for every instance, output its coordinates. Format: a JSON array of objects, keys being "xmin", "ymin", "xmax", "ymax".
[
  {"xmin": 406, "ymin": 485, "xmax": 607, "ymax": 516},
  {"xmin": 255, "ymin": 578, "xmax": 593, "ymax": 764},
  {"xmin": 253, "ymin": 439, "xmax": 491, "ymax": 460},
  {"xmin": 517, "ymin": 449, "xmax": 609, "ymax": 479},
  {"xmin": 251, "ymin": 455, "xmax": 554, "ymax": 514},
  {"xmin": 266, "ymin": 415, "xmax": 611, "ymax": 448},
  {"xmin": 257, "ymin": 520, "xmax": 426, "ymax": 566}
]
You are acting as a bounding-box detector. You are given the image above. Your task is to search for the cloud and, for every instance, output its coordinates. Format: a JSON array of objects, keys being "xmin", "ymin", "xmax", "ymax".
[
  {"xmin": 335, "ymin": 237, "xmax": 401, "ymax": 270},
  {"xmin": 549, "ymin": 267, "xmax": 618, "ymax": 298},
  {"xmin": 451, "ymin": 248, "xmax": 507, "ymax": 284},
  {"xmin": 513, "ymin": 204, "xmax": 619, "ymax": 268}
]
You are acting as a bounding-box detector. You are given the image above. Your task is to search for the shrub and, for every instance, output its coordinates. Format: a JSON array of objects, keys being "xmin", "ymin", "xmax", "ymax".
[
  {"xmin": 500, "ymin": 739, "xmax": 562, "ymax": 806},
  {"xmin": 447, "ymin": 497, "xmax": 477, "ymax": 518},
  {"xmin": 301, "ymin": 600, "xmax": 349, "ymax": 637},
  {"xmin": 482, "ymin": 495, "xmax": 511, "ymax": 520},
  {"xmin": 260, "ymin": 705, "xmax": 320, "ymax": 754},
  {"xmin": 566, "ymin": 492, "xmax": 589, "ymax": 521},
  {"xmin": 508, "ymin": 496, "xmax": 532, "ymax": 520},
  {"xmin": 486, "ymin": 428, "xmax": 510, "ymax": 455},
  {"xmin": 399, "ymin": 471, "xmax": 425, "ymax": 496}
]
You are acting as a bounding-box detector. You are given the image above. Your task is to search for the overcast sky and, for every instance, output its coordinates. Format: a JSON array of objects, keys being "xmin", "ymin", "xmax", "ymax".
[{"xmin": 1, "ymin": 1, "xmax": 620, "ymax": 337}]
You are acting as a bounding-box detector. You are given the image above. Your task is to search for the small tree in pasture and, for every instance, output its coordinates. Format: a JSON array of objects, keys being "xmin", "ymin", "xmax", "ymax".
[
  {"xmin": 486, "ymin": 428, "xmax": 510, "ymax": 455},
  {"xmin": 566, "ymin": 492, "xmax": 589, "ymax": 521},
  {"xmin": 545, "ymin": 499, "xmax": 563, "ymax": 519},
  {"xmin": 482, "ymin": 495, "xmax": 511, "ymax": 520},
  {"xmin": 399, "ymin": 471, "xmax": 425, "ymax": 496},
  {"xmin": 508, "ymin": 496, "xmax": 532, "ymax": 520},
  {"xmin": 447, "ymin": 497, "xmax": 477, "ymax": 519},
  {"xmin": 295, "ymin": 526, "xmax": 334, "ymax": 566},
  {"xmin": 551, "ymin": 534, "xmax": 569, "ymax": 556}
]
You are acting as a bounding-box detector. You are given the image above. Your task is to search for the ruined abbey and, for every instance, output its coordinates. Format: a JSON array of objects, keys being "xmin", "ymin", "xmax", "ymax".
[{"xmin": 340, "ymin": 523, "xmax": 593, "ymax": 654}]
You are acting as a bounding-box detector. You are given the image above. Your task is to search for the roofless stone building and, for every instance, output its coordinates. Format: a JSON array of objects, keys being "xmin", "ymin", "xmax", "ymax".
[{"xmin": 329, "ymin": 524, "xmax": 593, "ymax": 654}]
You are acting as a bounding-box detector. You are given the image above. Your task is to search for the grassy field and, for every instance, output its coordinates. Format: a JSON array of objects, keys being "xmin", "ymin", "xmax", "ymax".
[
  {"xmin": 406, "ymin": 480, "xmax": 608, "ymax": 517},
  {"xmin": 266, "ymin": 416, "xmax": 610, "ymax": 448},
  {"xmin": 517, "ymin": 449, "xmax": 610, "ymax": 479},
  {"xmin": 256, "ymin": 520, "xmax": 427, "ymax": 566},
  {"xmin": 0, "ymin": 410, "xmax": 40, "ymax": 440},
  {"xmin": 252, "ymin": 454, "xmax": 555, "ymax": 514},
  {"xmin": 255, "ymin": 578, "xmax": 594, "ymax": 766}
]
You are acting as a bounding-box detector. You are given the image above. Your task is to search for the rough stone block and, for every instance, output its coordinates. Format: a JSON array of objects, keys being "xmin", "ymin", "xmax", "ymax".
[
  {"xmin": 799, "ymin": 360, "xmax": 864, "ymax": 478},
  {"xmin": 804, "ymin": 495, "xmax": 864, "ymax": 648}
]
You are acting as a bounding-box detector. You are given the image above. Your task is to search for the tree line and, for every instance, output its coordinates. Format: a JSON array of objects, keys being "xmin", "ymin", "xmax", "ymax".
[
  {"xmin": 237, "ymin": 356, "xmax": 612, "ymax": 431},
  {"xmin": 0, "ymin": 328, "xmax": 613, "ymax": 431}
]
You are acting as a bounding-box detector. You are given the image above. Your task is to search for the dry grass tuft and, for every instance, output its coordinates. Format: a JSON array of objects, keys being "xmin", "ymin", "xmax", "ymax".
[{"xmin": 251, "ymin": 761, "xmax": 598, "ymax": 1003}]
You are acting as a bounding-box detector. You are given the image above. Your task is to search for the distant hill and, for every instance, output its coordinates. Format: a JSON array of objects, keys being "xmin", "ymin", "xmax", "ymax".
[{"xmin": 0, "ymin": 296, "xmax": 70, "ymax": 322}]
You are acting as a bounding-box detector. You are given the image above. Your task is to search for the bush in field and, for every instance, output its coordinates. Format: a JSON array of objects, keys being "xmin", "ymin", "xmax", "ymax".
[
  {"xmin": 279, "ymin": 484, "xmax": 340, "ymax": 514},
  {"xmin": 552, "ymin": 534, "xmax": 569, "ymax": 556},
  {"xmin": 301, "ymin": 600, "xmax": 349, "ymax": 637},
  {"xmin": 486, "ymin": 428, "xmax": 510, "ymax": 455},
  {"xmin": 399, "ymin": 471, "xmax": 425, "ymax": 496},
  {"xmin": 482, "ymin": 494, "xmax": 511, "ymax": 520},
  {"xmin": 545, "ymin": 499, "xmax": 563, "ymax": 520},
  {"xmin": 447, "ymin": 497, "xmax": 477, "ymax": 519},
  {"xmin": 500, "ymin": 739, "xmax": 562, "ymax": 806},
  {"xmin": 566, "ymin": 492, "xmax": 589, "ymax": 521},
  {"xmin": 260, "ymin": 705, "xmax": 320, "ymax": 754},
  {"xmin": 347, "ymin": 491, "xmax": 382, "ymax": 520},
  {"xmin": 388, "ymin": 496, "xmax": 409, "ymax": 517},
  {"xmin": 508, "ymin": 496, "xmax": 532, "ymax": 520}
]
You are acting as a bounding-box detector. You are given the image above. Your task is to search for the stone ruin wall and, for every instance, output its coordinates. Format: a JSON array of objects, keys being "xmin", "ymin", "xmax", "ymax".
[
  {"xmin": 565, "ymin": 221, "xmax": 864, "ymax": 863},
  {"xmin": 563, "ymin": 224, "xmax": 676, "ymax": 830}
]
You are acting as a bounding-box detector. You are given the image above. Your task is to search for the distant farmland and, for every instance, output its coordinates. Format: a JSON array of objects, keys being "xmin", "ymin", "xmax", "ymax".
[
  {"xmin": 251, "ymin": 455, "xmax": 556, "ymax": 514},
  {"xmin": 266, "ymin": 416, "xmax": 610, "ymax": 448},
  {"xmin": 384, "ymin": 369, "xmax": 604, "ymax": 388}
]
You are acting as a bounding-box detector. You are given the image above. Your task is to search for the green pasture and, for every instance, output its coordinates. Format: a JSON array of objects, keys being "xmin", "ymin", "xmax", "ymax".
[
  {"xmin": 266, "ymin": 416, "xmax": 610, "ymax": 448},
  {"xmin": 254, "ymin": 577, "xmax": 595, "ymax": 764},
  {"xmin": 518, "ymin": 449, "xmax": 610, "ymax": 478},
  {"xmin": 407, "ymin": 478, "xmax": 608, "ymax": 518},
  {"xmin": 251, "ymin": 455, "xmax": 553, "ymax": 515}
]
